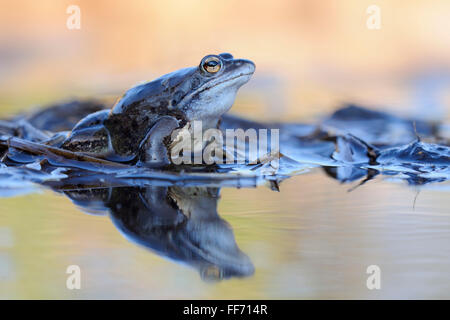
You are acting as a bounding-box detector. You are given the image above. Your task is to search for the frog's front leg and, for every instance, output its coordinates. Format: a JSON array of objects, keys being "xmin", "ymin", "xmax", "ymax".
[{"xmin": 138, "ymin": 116, "xmax": 180, "ymax": 167}]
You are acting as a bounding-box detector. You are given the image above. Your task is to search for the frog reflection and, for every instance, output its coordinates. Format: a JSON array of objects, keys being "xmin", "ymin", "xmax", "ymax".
[{"xmin": 63, "ymin": 185, "xmax": 254, "ymax": 281}]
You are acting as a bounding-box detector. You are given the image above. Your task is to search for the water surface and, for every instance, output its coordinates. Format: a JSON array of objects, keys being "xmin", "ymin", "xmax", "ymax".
[{"xmin": 1, "ymin": 168, "xmax": 449, "ymax": 299}]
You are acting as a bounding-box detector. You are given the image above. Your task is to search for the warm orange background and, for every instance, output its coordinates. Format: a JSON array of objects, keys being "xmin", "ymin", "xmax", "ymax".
[{"xmin": 1, "ymin": 0, "xmax": 450, "ymax": 120}]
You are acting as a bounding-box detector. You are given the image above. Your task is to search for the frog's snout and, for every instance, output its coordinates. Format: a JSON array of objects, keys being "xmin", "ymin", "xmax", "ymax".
[
  {"xmin": 222, "ymin": 58, "xmax": 255, "ymax": 88},
  {"xmin": 234, "ymin": 59, "xmax": 256, "ymax": 76}
]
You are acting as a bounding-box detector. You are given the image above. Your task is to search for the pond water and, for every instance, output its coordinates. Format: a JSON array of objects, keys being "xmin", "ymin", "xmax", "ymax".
[
  {"xmin": 0, "ymin": 74, "xmax": 449, "ymax": 300},
  {"xmin": 1, "ymin": 166, "xmax": 449, "ymax": 299}
]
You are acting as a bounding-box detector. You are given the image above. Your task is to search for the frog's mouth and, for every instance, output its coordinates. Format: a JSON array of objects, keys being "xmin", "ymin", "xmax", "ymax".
[
  {"xmin": 200, "ymin": 72, "xmax": 253, "ymax": 91},
  {"xmin": 180, "ymin": 72, "xmax": 254, "ymax": 105}
]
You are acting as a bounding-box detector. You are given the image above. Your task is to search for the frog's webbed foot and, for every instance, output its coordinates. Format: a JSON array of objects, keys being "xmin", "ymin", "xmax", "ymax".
[{"xmin": 138, "ymin": 116, "xmax": 180, "ymax": 167}]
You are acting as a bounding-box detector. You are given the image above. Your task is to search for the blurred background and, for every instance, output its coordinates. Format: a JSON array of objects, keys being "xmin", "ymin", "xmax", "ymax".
[
  {"xmin": 2, "ymin": 0, "xmax": 450, "ymax": 299},
  {"xmin": 1, "ymin": 0, "xmax": 450, "ymax": 121}
]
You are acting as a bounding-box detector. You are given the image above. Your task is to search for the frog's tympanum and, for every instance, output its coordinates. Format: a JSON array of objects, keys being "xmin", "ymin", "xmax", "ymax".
[
  {"xmin": 63, "ymin": 185, "xmax": 255, "ymax": 281},
  {"xmin": 61, "ymin": 53, "xmax": 255, "ymax": 166}
]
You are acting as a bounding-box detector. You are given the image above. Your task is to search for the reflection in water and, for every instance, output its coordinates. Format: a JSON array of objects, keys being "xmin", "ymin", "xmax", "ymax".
[
  {"xmin": 63, "ymin": 185, "xmax": 254, "ymax": 281},
  {"xmin": 1, "ymin": 100, "xmax": 450, "ymax": 286},
  {"xmin": 1, "ymin": 103, "xmax": 450, "ymax": 297}
]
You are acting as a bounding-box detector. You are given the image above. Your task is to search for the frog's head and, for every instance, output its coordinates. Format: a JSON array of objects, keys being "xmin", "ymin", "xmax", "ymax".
[{"xmin": 175, "ymin": 53, "xmax": 255, "ymax": 125}]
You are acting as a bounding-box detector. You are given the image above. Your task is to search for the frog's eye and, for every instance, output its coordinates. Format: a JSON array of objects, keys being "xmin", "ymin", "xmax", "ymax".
[{"xmin": 201, "ymin": 56, "xmax": 222, "ymax": 74}]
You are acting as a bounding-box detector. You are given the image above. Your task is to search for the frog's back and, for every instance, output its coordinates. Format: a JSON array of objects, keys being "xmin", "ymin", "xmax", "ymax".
[
  {"xmin": 61, "ymin": 70, "xmax": 195, "ymax": 159},
  {"xmin": 111, "ymin": 67, "xmax": 197, "ymax": 116},
  {"xmin": 102, "ymin": 68, "xmax": 195, "ymax": 157}
]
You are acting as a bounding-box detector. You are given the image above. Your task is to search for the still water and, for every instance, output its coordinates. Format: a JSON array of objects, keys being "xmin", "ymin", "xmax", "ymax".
[{"xmin": 1, "ymin": 168, "xmax": 449, "ymax": 299}]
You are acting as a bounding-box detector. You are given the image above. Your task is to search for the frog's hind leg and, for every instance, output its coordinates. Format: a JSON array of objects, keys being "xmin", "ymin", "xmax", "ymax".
[
  {"xmin": 60, "ymin": 110, "xmax": 112, "ymax": 157},
  {"xmin": 138, "ymin": 116, "xmax": 179, "ymax": 167}
]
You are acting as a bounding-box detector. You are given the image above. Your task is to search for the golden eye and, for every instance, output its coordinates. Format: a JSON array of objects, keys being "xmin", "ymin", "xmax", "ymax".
[{"xmin": 201, "ymin": 56, "xmax": 222, "ymax": 74}]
